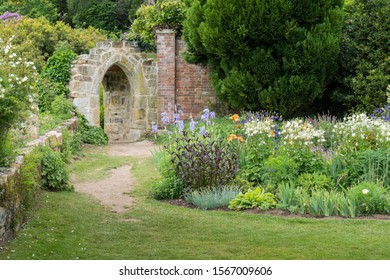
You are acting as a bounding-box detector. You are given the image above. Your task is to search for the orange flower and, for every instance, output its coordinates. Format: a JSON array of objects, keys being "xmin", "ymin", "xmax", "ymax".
[
  {"xmin": 235, "ymin": 123, "xmax": 242, "ymax": 129},
  {"xmin": 228, "ymin": 134, "xmax": 244, "ymax": 142},
  {"xmin": 229, "ymin": 114, "xmax": 240, "ymax": 122},
  {"xmin": 228, "ymin": 134, "xmax": 238, "ymax": 141}
]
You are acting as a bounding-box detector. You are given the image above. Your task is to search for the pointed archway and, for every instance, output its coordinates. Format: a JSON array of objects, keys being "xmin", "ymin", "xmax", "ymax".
[{"xmin": 68, "ymin": 41, "xmax": 157, "ymax": 142}]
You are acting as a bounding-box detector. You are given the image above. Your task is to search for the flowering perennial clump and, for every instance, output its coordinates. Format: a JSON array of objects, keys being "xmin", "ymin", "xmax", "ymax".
[
  {"xmin": 334, "ymin": 113, "xmax": 390, "ymax": 148},
  {"xmin": 153, "ymin": 108, "xmax": 216, "ymax": 136},
  {"xmin": 243, "ymin": 117, "xmax": 275, "ymax": 138},
  {"xmin": 0, "ymin": 35, "xmax": 38, "ymax": 137},
  {"xmin": 281, "ymin": 119, "xmax": 326, "ymax": 146}
]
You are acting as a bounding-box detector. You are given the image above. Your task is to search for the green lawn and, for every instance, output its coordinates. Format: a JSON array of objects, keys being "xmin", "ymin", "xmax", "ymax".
[{"xmin": 0, "ymin": 149, "xmax": 389, "ymax": 260}]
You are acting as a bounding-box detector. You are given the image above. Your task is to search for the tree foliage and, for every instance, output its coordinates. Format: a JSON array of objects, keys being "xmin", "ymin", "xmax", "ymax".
[
  {"xmin": 335, "ymin": 0, "xmax": 390, "ymax": 113},
  {"xmin": 0, "ymin": 16, "xmax": 106, "ymax": 63},
  {"xmin": 183, "ymin": 0, "xmax": 344, "ymax": 117},
  {"xmin": 0, "ymin": 0, "xmax": 58, "ymax": 22},
  {"xmin": 67, "ymin": 0, "xmax": 144, "ymax": 35},
  {"xmin": 130, "ymin": 0, "xmax": 186, "ymax": 45}
]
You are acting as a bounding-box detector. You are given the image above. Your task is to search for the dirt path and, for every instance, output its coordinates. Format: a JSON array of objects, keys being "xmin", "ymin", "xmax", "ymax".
[{"xmin": 73, "ymin": 140, "xmax": 158, "ymax": 213}]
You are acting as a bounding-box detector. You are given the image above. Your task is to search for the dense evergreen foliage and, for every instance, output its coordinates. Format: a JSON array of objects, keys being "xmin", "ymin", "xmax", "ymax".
[
  {"xmin": 183, "ymin": 0, "xmax": 344, "ymax": 117},
  {"xmin": 335, "ymin": 0, "xmax": 390, "ymax": 113}
]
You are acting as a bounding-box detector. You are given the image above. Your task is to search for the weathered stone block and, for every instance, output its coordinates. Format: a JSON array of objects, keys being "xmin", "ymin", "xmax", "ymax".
[{"xmin": 74, "ymin": 97, "xmax": 89, "ymax": 108}]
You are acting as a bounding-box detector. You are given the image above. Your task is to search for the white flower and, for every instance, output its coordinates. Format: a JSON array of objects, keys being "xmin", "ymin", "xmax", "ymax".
[{"xmin": 362, "ymin": 189, "xmax": 369, "ymax": 195}]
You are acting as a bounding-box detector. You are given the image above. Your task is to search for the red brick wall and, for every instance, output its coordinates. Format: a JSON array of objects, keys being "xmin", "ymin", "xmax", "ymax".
[
  {"xmin": 156, "ymin": 30, "xmax": 176, "ymax": 123},
  {"xmin": 175, "ymin": 40, "xmax": 216, "ymax": 119},
  {"xmin": 156, "ymin": 29, "xmax": 216, "ymax": 123}
]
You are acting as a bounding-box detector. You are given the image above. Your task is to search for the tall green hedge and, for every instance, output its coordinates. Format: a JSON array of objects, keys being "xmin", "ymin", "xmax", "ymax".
[
  {"xmin": 336, "ymin": 0, "xmax": 390, "ymax": 113},
  {"xmin": 183, "ymin": 0, "xmax": 344, "ymax": 117}
]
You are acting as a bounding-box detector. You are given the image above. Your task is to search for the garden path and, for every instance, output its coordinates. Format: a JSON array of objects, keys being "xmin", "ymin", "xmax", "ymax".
[{"xmin": 73, "ymin": 141, "xmax": 157, "ymax": 213}]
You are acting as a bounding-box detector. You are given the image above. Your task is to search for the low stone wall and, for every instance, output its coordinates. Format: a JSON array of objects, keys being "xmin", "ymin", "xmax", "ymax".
[{"xmin": 0, "ymin": 117, "xmax": 78, "ymax": 245}]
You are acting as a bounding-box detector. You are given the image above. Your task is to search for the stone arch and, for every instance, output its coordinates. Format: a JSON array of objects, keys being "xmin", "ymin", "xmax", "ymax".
[{"xmin": 69, "ymin": 41, "xmax": 157, "ymax": 142}]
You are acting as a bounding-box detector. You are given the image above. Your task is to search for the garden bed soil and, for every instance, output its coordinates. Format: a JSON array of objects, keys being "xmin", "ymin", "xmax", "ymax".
[{"xmin": 167, "ymin": 199, "xmax": 390, "ymax": 221}]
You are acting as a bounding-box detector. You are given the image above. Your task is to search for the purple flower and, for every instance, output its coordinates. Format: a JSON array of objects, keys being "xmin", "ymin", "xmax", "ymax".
[
  {"xmin": 151, "ymin": 124, "xmax": 158, "ymax": 133},
  {"xmin": 161, "ymin": 112, "xmax": 170, "ymax": 125},
  {"xmin": 210, "ymin": 111, "xmax": 216, "ymax": 119},
  {"xmin": 176, "ymin": 120, "xmax": 184, "ymax": 134},
  {"xmin": 190, "ymin": 120, "xmax": 198, "ymax": 132},
  {"xmin": 173, "ymin": 113, "xmax": 180, "ymax": 122},
  {"xmin": 201, "ymin": 108, "xmax": 210, "ymax": 122},
  {"xmin": 199, "ymin": 126, "xmax": 207, "ymax": 136},
  {"xmin": 0, "ymin": 11, "xmax": 21, "ymax": 21}
]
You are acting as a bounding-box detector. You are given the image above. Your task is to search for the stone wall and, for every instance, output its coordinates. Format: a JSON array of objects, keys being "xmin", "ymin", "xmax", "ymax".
[{"xmin": 0, "ymin": 118, "xmax": 78, "ymax": 245}]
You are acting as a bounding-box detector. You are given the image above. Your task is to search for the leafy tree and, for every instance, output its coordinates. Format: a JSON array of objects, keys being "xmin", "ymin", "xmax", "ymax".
[
  {"xmin": 335, "ymin": 0, "xmax": 390, "ymax": 113},
  {"xmin": 130, "ymin": 0, "xmax": 186, "ymax": 45},
  {"xmin": 0, "ymin": 0, "xmax": 59, "ymax": 22},
  {"xmin": 183, "ymin": 0, "xmax": 344, "ymax": 117},
  {"xmin": 68, "ymin": 0, "xmax": 144, "ymax": 35},
  {"xmin": 0, "ymin": 16, "xmax": 106, "ymax": 62}
]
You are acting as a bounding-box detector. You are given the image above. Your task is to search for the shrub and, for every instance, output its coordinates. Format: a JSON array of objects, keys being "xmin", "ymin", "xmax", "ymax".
[
  {"xmin": 337, "ymin": 0, "xmax": 390, "ymax": 112},
  {"xmin": 77, "ymin": 114, "xmax": 108, "ymax": 146},
  {"xmin": 261, "ymin": 155, "xmax": 299, "ymax": 186},
  {"xmin": 60, "ymin": 129, "xmax": 82, "ymax": 163},
  {"xmin": 0, "ymin": 134, "xmax": 16, "ymax": 167},
  {"xmin": 150, "ymin": 176, "xmax": 185, "ymax": 200},
  {"xmin": 296, "ymin": 172, "xmax": 332, "ymax": 194},
  {"xmin": 229, "ymin": 187, "xmax": 276, "ymax": 211},
  {"xmin": 166, "ymin": 131, "xmax": 238, "ymax": 190},
  {"xmin": 183, "ymin": 0, "xmax": 343, "ymax": 117},
  {"xmin": 50, "ymin": 94, "xmax": 75, "ymax": 120},
  {"xmin": 185, "ymin": 186, "xmax": 241, "ymax": 210},
  {"xmin": 348, "ymin": 181, "xmax": 390, "ymax": 215},
  {"xmin": 40, "ymin": 146, "xmax": 72, "ymax": 191},
  {"xmin": 0, "ymin": 34, "xmax": 39, "ymax": 166},
  {"xmin": 0, "ymin": 16, "xmax": 106, "ymax": 59},
  {"xmin": 130, "ymin": 0, "xmax": 186, "ymax": 46},
  {"xmin": 42, "ymin": 44, "xmax": 77, "ymax": 85},
  {"xmin": 19, "ymin": 148, "xmax": 42, "ymax": 211}
]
